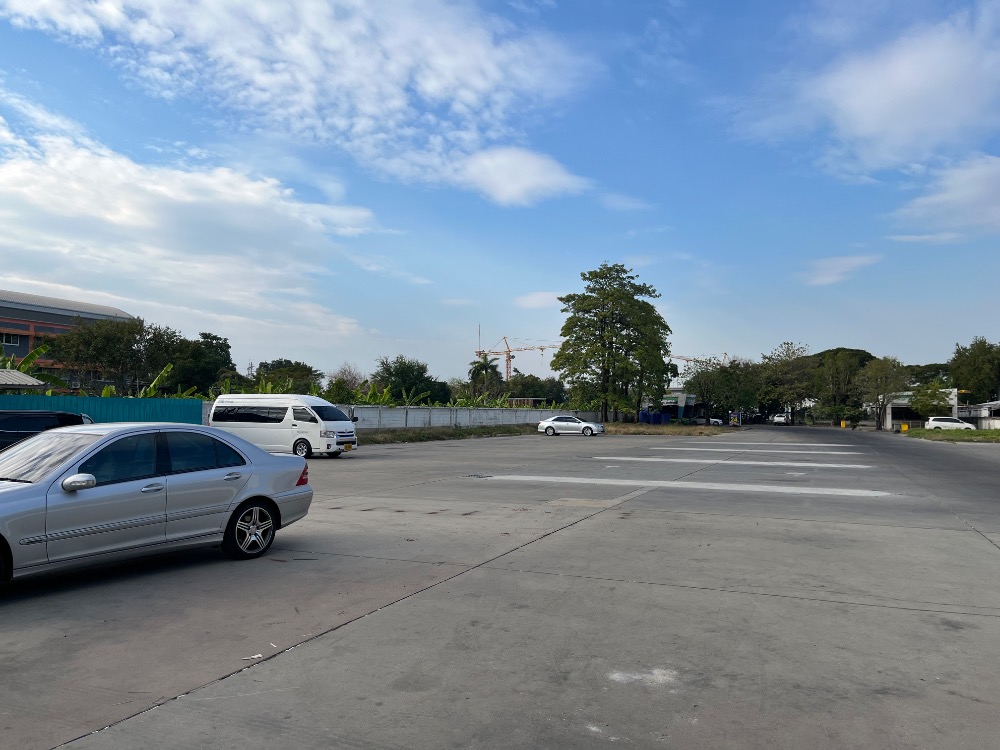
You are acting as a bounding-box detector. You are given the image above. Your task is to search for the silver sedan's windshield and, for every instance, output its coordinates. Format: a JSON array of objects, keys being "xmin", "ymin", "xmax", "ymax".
[{"xmin": 0, "ymin": 432, "xmax": 101, "ymax": 484}]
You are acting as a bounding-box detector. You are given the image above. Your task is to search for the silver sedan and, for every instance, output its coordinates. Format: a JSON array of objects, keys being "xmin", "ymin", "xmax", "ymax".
[
  {"xmin": 0, "ymin": 423, "xmax": 313, "ymax": 585},
  {"xmin": 538, "ymin": 415, "xmax": 606, "ymax": 436}
]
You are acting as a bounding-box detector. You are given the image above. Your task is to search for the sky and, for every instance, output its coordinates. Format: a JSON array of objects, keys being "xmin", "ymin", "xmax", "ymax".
[{"xmin": 0, "ymin": 0, "xmax": 998, "ymax": 383}]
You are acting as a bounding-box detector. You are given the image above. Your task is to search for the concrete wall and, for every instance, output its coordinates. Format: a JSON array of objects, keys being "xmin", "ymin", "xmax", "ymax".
[{"xmin": 201, "ymin": 401, "xmax": 598, "ymax": 428}]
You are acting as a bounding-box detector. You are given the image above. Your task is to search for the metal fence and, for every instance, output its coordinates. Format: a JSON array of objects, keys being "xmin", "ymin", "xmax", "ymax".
[{"xmin": 0, "ymin": 395, "xmax": 204, "ymax": 424}]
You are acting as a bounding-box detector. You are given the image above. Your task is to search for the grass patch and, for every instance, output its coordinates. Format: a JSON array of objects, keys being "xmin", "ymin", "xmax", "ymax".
[
  {"xmin": 905, "ymin": 428, "xmax": 1000, "ymax": 443},
  {"xmin": 358, "ymin": 422, "xmax": 731, "ymax": 445}
]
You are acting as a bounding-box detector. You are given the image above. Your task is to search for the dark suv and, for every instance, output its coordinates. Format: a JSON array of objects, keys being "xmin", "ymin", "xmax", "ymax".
[{"xmin": 0, "ymin": 411, "xmax": 91, "ymax": 450}]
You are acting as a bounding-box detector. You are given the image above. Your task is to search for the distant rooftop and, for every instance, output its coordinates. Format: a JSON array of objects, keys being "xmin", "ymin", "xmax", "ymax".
[
  {"xmin": 0, "ymin": 289, "xmax": 133, "ymax": 321},
  {"xmin": 0, "ymin": 370, "xmax": 46, "ymax": 389}
]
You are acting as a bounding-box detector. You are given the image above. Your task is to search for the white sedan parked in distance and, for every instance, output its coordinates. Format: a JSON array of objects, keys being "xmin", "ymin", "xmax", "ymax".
[
  {"xmin": 924, "ymin": 416, "xmax": 975, "ymax": 430},
  {"xmin": 538, "ymin": 416, "xmax": 605, "ymax": 436}
]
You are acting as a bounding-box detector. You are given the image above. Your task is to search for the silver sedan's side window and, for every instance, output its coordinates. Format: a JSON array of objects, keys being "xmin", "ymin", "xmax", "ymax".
[
  {"xmin": 165, "ymin": 432, "xmax": 246, "ymax": 474},
  {"xmin": 80, "ymin": 434, "xmax": 158, "ymax": 486}
]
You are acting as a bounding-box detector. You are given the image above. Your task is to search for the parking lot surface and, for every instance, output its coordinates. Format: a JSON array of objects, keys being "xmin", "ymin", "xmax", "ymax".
[{"xmin": 4, "ymin": 428, "xmax": 1000, "ymax": 748}]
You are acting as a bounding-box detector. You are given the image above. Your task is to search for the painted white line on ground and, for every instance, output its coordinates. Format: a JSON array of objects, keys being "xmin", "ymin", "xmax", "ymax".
[
  {"xmin": 650, "ymin": 447, "xmax": 862, "ymax": 455},
  {"xmin": 488, "ymin": 475, "xmax": 891, "ymax": 497},
  {"xmin": 674, "ymin": 441, "xmax": 853, "ymax": 447},
  {"xmin": 591, "ymin": 456, "xmax": 873, "ymax": 469}
]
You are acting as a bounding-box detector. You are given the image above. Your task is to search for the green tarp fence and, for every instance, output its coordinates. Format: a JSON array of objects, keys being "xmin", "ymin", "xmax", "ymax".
[{"xmin": 0, "ymin": 395, "xmax": 203, "ymax": 424}]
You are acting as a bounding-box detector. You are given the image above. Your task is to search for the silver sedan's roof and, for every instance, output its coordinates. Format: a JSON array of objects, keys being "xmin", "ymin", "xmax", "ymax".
[{"xmin": 54, "ymin": 422, "xmax": 219, "ymax": 436}]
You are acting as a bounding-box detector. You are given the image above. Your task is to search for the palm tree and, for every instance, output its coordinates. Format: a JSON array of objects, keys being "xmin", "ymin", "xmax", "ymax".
[{"xmin": 468, "ymin": 355, "xmax": 501, "ymax": 397}]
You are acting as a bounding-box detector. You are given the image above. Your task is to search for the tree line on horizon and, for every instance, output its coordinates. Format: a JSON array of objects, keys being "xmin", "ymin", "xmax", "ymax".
[{"xmin": 5, "ymin": 265, "xmax": 998, "ymax": 421}]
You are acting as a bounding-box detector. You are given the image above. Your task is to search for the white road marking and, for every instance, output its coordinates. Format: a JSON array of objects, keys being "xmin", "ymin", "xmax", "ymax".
[
  {"xmin": 674, "ymin": 441, "xmax": 852, "ymax": 447},
  {"xmin": 489, "ymin": 475, "xmax": 890, "ymax": 497},
  {"xmin": 592, "ymin": 456, "xmax": 872, "ymax": 469},
  {"xmin": 608, "ymin": 668, "xmax": 678, "ymax": 685},
  {"xmin": 650, "ymin": 447, "xmax": 862, "ymax": 455}
]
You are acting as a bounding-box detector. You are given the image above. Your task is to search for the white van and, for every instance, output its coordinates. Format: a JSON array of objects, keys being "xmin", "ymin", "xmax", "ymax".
[{"xmin": 209, "ymin": 394, "xmax": 358, "ymax": 458}]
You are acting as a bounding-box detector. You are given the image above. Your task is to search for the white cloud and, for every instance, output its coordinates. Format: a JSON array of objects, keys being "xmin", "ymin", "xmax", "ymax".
[
  {"xmin": 600, "ymin": 192, "xmax": 653, "ymax": 211},
  {"xmin": 804, "ymin": 255, "xmax": 881, "ymax": 285},
  {"xmin": 887, "ymin": 232, "xmax": 965, "ymax": 244},
  {"xmin": 0, "ymin": 94, "xmax": 410, "ymax": 368},
  {"xmin": 0, "ymin": 0, "xmax": 597, "ymax": 203},
  {"xmin": 514, "ymin": 291, "xmax": 563, "ymax": 308},
  {"xmin": 738, "ymin": 3, "xmax": 1000, "ymax": 175},
  {"xmin": 895, "ymin": 153, "xmax": 1000, "ymax": 232},
  {"xmin": 454, "ymin": 146, "xmax": 589, "ymax": 206}
]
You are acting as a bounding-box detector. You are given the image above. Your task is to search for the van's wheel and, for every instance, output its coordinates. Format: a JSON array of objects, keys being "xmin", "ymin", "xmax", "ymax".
[
  {"xmin": 582, "ymin": 427, "xmax": 594, "ymax": 436},
  {"xmin": 932, "ymin": 427, "xmax": 941, "ymax": 430},
  {"xmin": 222, "ymin": 501, "xmax": 276, "ymax": 560},
  {"xmin": 293, "ymin": 439, "xmax": 311, "ymax": 458},
  {"xmin": 545, "ymin": 426, "xmax": 556, "ymax": 436}
]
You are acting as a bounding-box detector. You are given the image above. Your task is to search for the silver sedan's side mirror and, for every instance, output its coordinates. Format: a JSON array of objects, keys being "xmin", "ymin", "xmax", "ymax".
[{"xmin": 62, "ymin": 474, "xmax": 97, "ymax": 492}]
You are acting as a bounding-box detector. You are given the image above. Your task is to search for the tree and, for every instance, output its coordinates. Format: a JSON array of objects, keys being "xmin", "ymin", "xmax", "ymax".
[
  {"xmin": 507, "ymin": 370, "xmax": 566, "ymax": 405},
  {"xmin": 909, "ymin": 379, "xmax": 952, "ymax": 417},
  {"xmin": 468, "ymin": 355, "xmax": 503, "ymax": 397},
  {"xmin": 811, "ymin": 348, "xmax": 874, "ymax": 422},
  {"xmin": 550, "ymin": 263, "xmax": 672, "ymax": 421},
  {"xmin": 856, "ymin": 356, "xmax": 909, "ymax": 430},
  {"xmin": 683, "ymin": 358, "xmax": 726, "ymax": 417},
  {"xmin": 170, "ymin": 333, "xmax": 236, "ymax": 395},
  {"xmin": 949, "ymin": 337, "xmax": 1000, "ymax": 403},
  {"xmin": 255, "ymin": 359, "xmax": 324, "ymax": 394},
  {"xmin": 905, "ymin": 363, "xmax": 950, "ymax": 387},
  {"xmin": 759, "ymin": 342, "xmax": 812, "ymax": 423},
  {"xmin": 371, "ymin": 355, "xmax": 450, "ymax": 404},
  {"xmin": 42, "ymin": 317, "xmax": 183, "ymax": 394}
]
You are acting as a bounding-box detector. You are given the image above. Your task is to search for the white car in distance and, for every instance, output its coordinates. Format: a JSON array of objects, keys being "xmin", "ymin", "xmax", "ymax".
[
  {"xmin": 924, "ymin": 416, "xmax": 975, "ymax": 430},
  {"xmin": 538, "ymin": 416, "xmax": 605, "ymax": 436}
]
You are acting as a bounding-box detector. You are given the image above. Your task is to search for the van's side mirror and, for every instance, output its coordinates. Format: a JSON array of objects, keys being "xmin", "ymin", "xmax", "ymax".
[
  {"xmin": 352, "ymin": 416, "xmax": 359, "ymax": 422},
  {"xmin": 62, "ymin": 474, "xmax": 97, "ymax": 492}
]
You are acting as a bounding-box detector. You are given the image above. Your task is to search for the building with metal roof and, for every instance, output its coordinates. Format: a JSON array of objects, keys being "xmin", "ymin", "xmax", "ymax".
[
  {"xmin": 0, "ymin": 289, "xmax": 133, "ymax": 362},
  {"xmin": 0, "ymin": 370, "xmax": 47, "ymax": 389}
]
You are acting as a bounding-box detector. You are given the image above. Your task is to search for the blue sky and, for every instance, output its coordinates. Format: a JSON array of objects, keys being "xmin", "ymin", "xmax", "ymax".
[{"xmin": 0, "ymin": 0, "xmax": 997, "ymax": 382}]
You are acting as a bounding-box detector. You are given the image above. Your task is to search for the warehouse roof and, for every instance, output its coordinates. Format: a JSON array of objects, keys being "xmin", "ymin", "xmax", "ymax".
[{"xmin": 0, "ymin": 289, "xmax": 132, "ymax": 321}]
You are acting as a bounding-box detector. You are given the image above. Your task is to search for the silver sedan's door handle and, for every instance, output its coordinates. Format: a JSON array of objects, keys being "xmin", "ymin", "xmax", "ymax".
[
  {"xmin": 223, "ymin": 472, "xmax": 243, "ymax": 481},
  {"xmin": 140, "ymin": 483, "xmax": 165, "ymax": 493}
]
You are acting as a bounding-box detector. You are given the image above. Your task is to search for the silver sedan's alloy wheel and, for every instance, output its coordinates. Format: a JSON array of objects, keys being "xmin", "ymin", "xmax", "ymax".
[
  {"xmin": 582, "ymin": 426, "xmax": 593, "ymax": 436},
  {"xmin": 223, "ymin": 503, "xmax": 276, "ymax": 560},
  {"xmin": 545, "ymin": 426, "xmax": 556, "ymax": 436}
]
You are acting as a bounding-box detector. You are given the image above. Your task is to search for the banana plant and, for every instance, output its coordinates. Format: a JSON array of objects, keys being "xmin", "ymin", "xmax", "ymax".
[
  {"xmin": 101, "ymin": 385, "xmax": 117, "ymax": 397},
  {"xmin": 354, "ymin": 383, "xmax": 394, "ymax": 405},
  {"xmin": 1, "ymin": 343, "xmax": 70, "ymax": 390},
  {"xmin": 399, "ymin": 386, "xmax": 432, "ymax": 406},
  {"xmin": 137, "ymin": 363, "xmax": 174, "ymax": 398}
]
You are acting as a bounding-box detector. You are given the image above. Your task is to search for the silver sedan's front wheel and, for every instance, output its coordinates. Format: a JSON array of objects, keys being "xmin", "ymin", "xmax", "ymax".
[
  {"xmin": 582, "ymin": 426, "xmax": 594, "ymax": 436},
  {"xmin": 223, "ymin": 502, "xmax": 276, "ymax": 560}
]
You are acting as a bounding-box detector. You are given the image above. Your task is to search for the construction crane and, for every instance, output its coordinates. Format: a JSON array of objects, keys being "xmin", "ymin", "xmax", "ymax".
[{"xmin": 475, "ymin": 336, "xmax": 561, "ymax": 380}]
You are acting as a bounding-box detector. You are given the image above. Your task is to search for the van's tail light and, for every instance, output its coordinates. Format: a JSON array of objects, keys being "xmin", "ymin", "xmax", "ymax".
[{"xmin": 296, "ymin": 465, "xmax": 309, "ymax": 486}]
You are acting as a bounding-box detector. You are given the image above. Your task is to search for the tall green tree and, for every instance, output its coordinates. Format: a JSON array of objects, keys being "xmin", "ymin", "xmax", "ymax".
[
  {"xmin": 856, "ymin": 356, "xmax": 909, "ymax": 430},
  {"xmin": 811, "ymin": 348, "xmax": 874, "ymax": 421},
  {"xmin": 949, "ymin": 336, "xmax": 1000, "ymax": 403},
  {"xmin": 759, "ymin": 342, "xmax": 811, "ymax": 423},
  {"xmin": 507, "ymin": 370, "xmax": 566, "ymax": 405},
  {"xmin": 371, "ymin": 355, "xmax": 450, "ymax": 404},
  {"xmin": 170, "ymin": 332, "xmax": 236, "ymax": 395},
  {"xmin": 255, "ymin": 359, "xmax": 324, "ymax": 394},
  {"xmin": 42, "ymin": 317, "xmax": 183, "ymax": 394},
  {"xmin": 550, "ymin": 263, "xmax": 671, "ymax": 421}
]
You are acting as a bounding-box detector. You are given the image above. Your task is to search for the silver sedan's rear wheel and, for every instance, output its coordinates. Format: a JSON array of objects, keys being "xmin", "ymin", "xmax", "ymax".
[
  {"xmin": 223, "ymin": 501, "xmax": 276, "ymax": 560},
  {"xmin": 582, "ymin": 426, "xmax": 594, "ymax": 436},
  {"xmin": 545, "ymin": 426, "xmax": 556, "ymax": 436}
]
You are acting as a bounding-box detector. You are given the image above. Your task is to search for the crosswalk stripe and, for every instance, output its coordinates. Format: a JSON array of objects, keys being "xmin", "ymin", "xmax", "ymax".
[
  {"xmin": 591, "ymin": 456, "xmax": 873, "ymax": 469},
  {"xmin": 486, "ymin": 475, "xmax": 890, "ymax": 497},
  {"xmin": 650, "ymin": 447, "xmax": 862, "ymax": 455}
]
